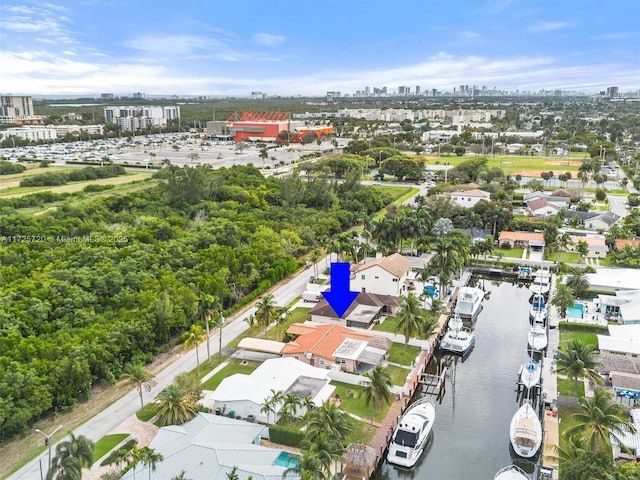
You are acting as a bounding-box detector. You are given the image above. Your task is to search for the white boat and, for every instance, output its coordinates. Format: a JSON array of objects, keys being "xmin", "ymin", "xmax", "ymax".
[
  {"xmin": 494, "ymin": 465, "xmax": 530, "ymax": 480},
  {"xmin": 527, "ymin": 324, "xmax": 547, "ymax": 352},
  {"xmin": 529, "ymin": 268, "xmax": 551, "ymax": 296},
  {"xmin": 528, "ymin": 295, "xmax": 547, "ymax": 321},
  {"xmin": 447, "ymin": 310, "xmax": 464, "ymax": 332},
  {"xmin": 455, "ymin": 286, "xmax": 484, "ymax": 319},
  {"xmin": 509, "ymin": 401, "xmax": 542, "ymax": 458},
  {"xmin": 387, "ymin": 397, "xmax": 435, "ymax": 468},
  {"xmin": 439, "ymin": 327, "xmax": 476, "ymax": 356},
  {"xmin": 519, "ymin": 360, "xmax": 541, "ymax": 389}
]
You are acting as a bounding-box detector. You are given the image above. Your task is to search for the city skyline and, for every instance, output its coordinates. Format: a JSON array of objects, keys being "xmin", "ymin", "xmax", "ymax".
[{"xmin": 2, "ymin": 0, "xmax": 640, "ymax": 97}]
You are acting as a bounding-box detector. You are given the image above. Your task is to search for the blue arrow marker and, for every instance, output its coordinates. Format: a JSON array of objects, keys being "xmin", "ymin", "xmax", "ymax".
[{"xmin": 322, "ymin": 262, "xmax": 359, "ymax": 318}]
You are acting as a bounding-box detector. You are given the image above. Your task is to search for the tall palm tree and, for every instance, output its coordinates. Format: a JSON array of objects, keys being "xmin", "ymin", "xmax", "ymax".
[
  {"xmin": 396, "ymin": 292, "xmax": 428, "ymax": 351},
  {"xmin": 564, "ymin": 388, "xmax": 635, "ymax": 452},
  {"xmin": 154, "ymin": 385, "xmax": 199, "ymax": 426},
  {"xmin": 281, "ymin": 393, "xmax": 302, "ymax": 422},
  {"xmin": 124, "ymin": 364, "xmax": 156, "ymax": 410},
  {"xmin": 282, "ymin": 452, "xmax": 327, "ymax": 480},
  {"xmin": 557, "ymin": 231, "xmax": 573, "ymax": 263},
  {"xmin": 255, "ymin": 294, "xmax": 279, "ymax": 335},
  {"xmin": 556, "ymin": 339, "xmax": 603, "ymax": 398},
  {"xmin": 566, "ymin": 267, "xmax": 590, "ymax": 299},
  {"xmin": 46, "ymin": 434, "xmax": 94, "ymax": 480},
  {"xmin": 550, "ymin": 284, "xmax": 575, "ymax": 318},
  {"xmin": 362, "ymin": 365, "xmax": 393, "ymax": 425},
  {"xmin": 140, "ymin": 447, "xmax": 164, "ymax": 480},
  {"xmin": 195, "ymin": 293, "xmax": 218, "ymax": 365},
  {"xmin": 260, "ymin": 397, "xmax": 276, "ymax": 424},
  {"xmin": 183, "ymin": 324, "xmax": 206, "ymax": 376}
]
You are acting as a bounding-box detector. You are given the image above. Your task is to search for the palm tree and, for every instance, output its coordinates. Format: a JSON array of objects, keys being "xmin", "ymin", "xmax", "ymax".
[
  {"xmin": 260, "ymin": 397, "xmax": 276, "ymax": 424},
  {"xmin": 154, "ymin": 385, "xmax": 199, "ymax": 426},
  {"xmin": 565, "ymin": 267, "xmax": 590, "ymax": 299},
  {"xmin": 550, "ymin": 284, "xmax": 575, "ymax": 318},
  {"xmin": 305, "ymin": 400, "xmax": 353, "ymax": 446},
  {"xmin": 362, "ymin": 365, "xmax": 393, "ymax": 425},
  {"xmin": 195, "ymin": 293, "xmax": 218, "ymax": 365},
  {"xmin": 140, "ymin": 447, "xmax": 163, "ymax": 480},
  {"xmin": 46, "ymin": 434, "xmax": 94, "ymax": 480},
  {"xmin": 266, "ymin": 389, "xmax": 285, "ymax": 421},
  {"xmin": 124, "ymin": 364, "xmax": 156, "ymax": 410},
  {"xmin": 564, "ymin": 388, "xmax": 635, "ymax": 452},
  {"xmin": 281, "ymin": 393, "xmax": 302, "ymax": 422},
  {"xmin": 556, "ymin": 339, "xmax": 603, "ymax": 398},
  {"xmin": 183, "ymin": 324, "xmax": 206, "ymax": 376},
  {"xmin": 396, "ymin": 292, "xmax": 428, "ymax": 351},
  {"xmin": 557, "ymin": 231, "xmax": 573, "ymax": 263},
  {"xmin": 255, "ymin": 294, "xmax": 279, "ymax": 335},
  {"xmin": 282, "ymin": 452, "xmax": 327, "ymax": 480}
]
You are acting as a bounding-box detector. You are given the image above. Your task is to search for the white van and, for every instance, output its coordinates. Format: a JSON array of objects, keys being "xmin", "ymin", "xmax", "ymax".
[{"xmin": 302, "ymin": 291, "xmax": 322, "ymax": 302}]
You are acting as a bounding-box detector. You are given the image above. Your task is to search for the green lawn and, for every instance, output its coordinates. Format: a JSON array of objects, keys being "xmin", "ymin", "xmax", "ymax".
[
  {"xmin": 387, "ymin": 343, "xmax": 422, "ymax": 367},
  {"xmin": 372, "ymin": 315, "xmax": 401, "ymax": 334},
  {"xmin": 136, "ymin": 404, "xmax": 157, "ymax": 422},
  {"xmin": 545, "ymin": 252, "xmax": 581, "ymax": 263},
  {"xmin": 493, "ymin": 247, "xmax": 524, "ymax": 259},
  {"xmin": 558, "ymin": 377, "xmax": 585, "ymax": 397},
  {"xmin": 228, "ymin": 307, "xmax": 311, "ymax": 348},
  {"xmin": 201, "ymin": 361, "xmax": 259, "ymax": 390},
  {"xmin": 331, "ymin": 381, "xmax": 391, "ymax": 423},
  {"xmin": 559, "ymin": 328, "xmax": 603, "ymax": 349},
  {"xmin": 432, "ymin": 155, "xmax": 583, "ymax": 172},
  {"xmin": 348, "ymin": 419, "xmax": 379, "ymax": 445},
  {"xmin": 92, "ymin": 433, "xmax": 129, "ymax": 465},
  {"xmin": 386, "ymin": 364, "xmax": 411, "ymax": 387}
]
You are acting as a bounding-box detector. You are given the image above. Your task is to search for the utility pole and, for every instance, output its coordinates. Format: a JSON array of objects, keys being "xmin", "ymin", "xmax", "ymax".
[{"xmin": 35, "ymin": 425, "xmax": 63, "ymax": 475}]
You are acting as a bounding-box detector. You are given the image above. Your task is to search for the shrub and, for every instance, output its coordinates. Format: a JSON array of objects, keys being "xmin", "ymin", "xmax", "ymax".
[
  {"xmin": 0, "ymin": 161, "xmax": 26, "ymax": 175},
  {"xmin": 269, "ymin": 424, "xmax": 305, "ymax": 447}
]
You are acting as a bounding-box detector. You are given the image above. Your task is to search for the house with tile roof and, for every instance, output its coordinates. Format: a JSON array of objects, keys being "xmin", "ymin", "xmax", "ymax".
[
  {"xmin": 564, "ymin": 210, "xmax": 620, "ymax": 231},
  {"xmin": 526, "ymin": 197, "xmax": 562, "ymax": 216},
  {"xmin": 566, "ymin": 234, "xmax": 609, "ymax": 259},
  {"xmin": 449, "ymin": 189, "xmax": 491, "ymax": 207},
  {"xmin": 207, "ymin": 357, "xmax": 334, "ymax": 424},
  {"xmin": 306, "ymin": 292, "xmax": 400, "ymax": 329},
  {"xmin": 121, "ymin": 413, "xmax": 297, "ymax": 480},
  {"xmin": 350, "ymin": 253, "xmax": 413, "ymax": 296},
  {"xmin": 498, "ymin": 231, "xmax": 545, "ymax": 251},
  {"xmin": 615, "ymin": 239, "xmax": 640, "ymax": 250},
  {"xmin": 281, "ymin": 323, "xmax": 392, "ymax": 373}
]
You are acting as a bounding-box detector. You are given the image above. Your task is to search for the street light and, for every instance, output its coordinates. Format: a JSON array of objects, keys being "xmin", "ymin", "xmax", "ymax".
[
  {"xmin": 218, "ymin": 314, "xmax": 225, "ymax": 364},
  {"xmin": 35, "ymin": 424, "xmax": 63, "ymax": 475}
]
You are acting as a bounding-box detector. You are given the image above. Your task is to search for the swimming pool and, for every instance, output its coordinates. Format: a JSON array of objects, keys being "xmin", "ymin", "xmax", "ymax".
[
  {"xmin": 274, "ymin": 451, "xmax": 300, "ymax": 468},
  {"xmin": 566, "ymin": 303, "xmax": 584, "ymax": 319}
]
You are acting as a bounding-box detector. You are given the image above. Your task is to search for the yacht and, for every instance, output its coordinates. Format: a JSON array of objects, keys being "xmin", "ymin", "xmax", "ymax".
[
  {"xmin": 519, "ymin": 360, "xmax": 541, "ymax": 389},
  {"xmin": 529, "ymin": 295, "xmax": 547, "ymax": 322},
  {"xmin": 509, "ymin": 401, "xmax": 542, "ymax": 458},
  {"xmin": 455, "ymin": 286, "xmax": 484, "ymax": 320},
  {"xmin": 494, "ymin": 465, "xmax": 530, "ymax": 480},
  {"xmin": 529, "ymin": 268, "xmax": 551, "ymax": 297},
  {"xmin": 439, "ymin": 327, "xmax": 476, "ymax": 356},
  {"xmin": 387, "ymin": 397, "xmax": 436, "ymax": 468},
  {"xmin": 527, "ymin": 324, "xmax": 548, "ymax": 352}
]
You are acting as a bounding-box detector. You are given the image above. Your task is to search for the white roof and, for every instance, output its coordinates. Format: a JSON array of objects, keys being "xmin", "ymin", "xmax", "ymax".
[
  {"xmin": 210, "ymin": 357, "xmax": 330, "ymax": 405},
  {"xmin": 586, "ymin": 268, "xmax": 640, "ymax": 292},
  {"xmin": 238, "ymin": 337, "xmax": 286, "ymax": 354},
  {"xmin": 332, "ymin": 338, "xmax": 368, "ymax": 360},
  {"xmin": 121, "ymin": 413, "xmax": 292, "ymax": 480},
  {"xmin": 598, "ymin": 330, "xmax": 640, "ymax": 356},
  {"xmin": 621, "ymin": 302, "xmax": 640, "ymax": 322}
]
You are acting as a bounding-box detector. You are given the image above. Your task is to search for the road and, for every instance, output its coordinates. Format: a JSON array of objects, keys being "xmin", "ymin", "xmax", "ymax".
[{"xmin": 7, "ymin": 258, "xmax": 325, "ymax": 480}]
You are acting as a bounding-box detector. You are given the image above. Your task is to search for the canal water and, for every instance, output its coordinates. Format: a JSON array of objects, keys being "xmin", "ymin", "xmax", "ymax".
[{"xmin": 376, "ymin": 278, "xmax": 538, "ymax": 480}]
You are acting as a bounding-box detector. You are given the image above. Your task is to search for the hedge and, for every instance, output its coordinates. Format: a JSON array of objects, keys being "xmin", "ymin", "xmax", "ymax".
[{"xmin": 269, "ymin": 424, "xmax": 305, "ymax": 447}]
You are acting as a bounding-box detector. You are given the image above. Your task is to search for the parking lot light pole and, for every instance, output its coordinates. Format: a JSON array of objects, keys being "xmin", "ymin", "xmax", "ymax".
[{"xmin": 35, "ymin": 424, "xmax": 63, "ymax": 473}]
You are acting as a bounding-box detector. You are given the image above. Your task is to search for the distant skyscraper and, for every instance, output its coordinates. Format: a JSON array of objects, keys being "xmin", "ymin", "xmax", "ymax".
[
  {"xmin": 606, "ymin": 86, "xmax": 619, "ymax": 98},
  {"xmin": 415, "ymin": 85, "xmax": 420, "ymax": 95},
  {"xmin": 0, "ymin": 95, "xmax": 34, "ymax": 123}
]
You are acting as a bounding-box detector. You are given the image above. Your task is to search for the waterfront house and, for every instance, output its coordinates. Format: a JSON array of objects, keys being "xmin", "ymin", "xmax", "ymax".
[
  {"xmin": 120, "ymin": 413, "xmax": 295, "ymax": 480},
  {"xmin": 567, "ymin": 234, "xmax": 609, "ymax": 259},
  {"xmin": 498, "ymin": 231, "xmax": 545, "ymax": 252},
  {"xmin": 207, "ymin": 357, "xmax": 334, "ymax": 424},
  {"xmin": 586, "ymin": 268, "xmax": 640, "ymax": 294},
  {"xmin": 351, "ymin": 253, "xmax": 413, "ymax": 296},
  {"xmin": 306, "ymin": 292, "xmax": 400, "ymax": 328},
  {"xmin": 281, "ymin": 323, "xmax": 391, "ymax": 373}
]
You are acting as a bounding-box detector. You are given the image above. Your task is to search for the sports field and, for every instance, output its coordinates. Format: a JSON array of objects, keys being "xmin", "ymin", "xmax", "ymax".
[{"xmin": 427, "ymin": 154, "xmax": 588, "ymax": 176}]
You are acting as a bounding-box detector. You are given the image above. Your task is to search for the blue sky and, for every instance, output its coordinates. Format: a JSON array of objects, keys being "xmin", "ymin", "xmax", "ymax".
[{"xmin": 1, "ymin": 0, "xmax": 640, "ymax": 97}]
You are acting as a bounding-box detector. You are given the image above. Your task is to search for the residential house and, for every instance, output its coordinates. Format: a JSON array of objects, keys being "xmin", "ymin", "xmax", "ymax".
[
  {"xmin": 526, "ymin": 197, "xmax": 561, "ymax": 217},
  {"xmin": 281, "ymin": 323, "xmax": 391, "ymax": 373},
  {"xmin": 120, "ymin": 413, "xmax": 295, "ymax": 480},
  {"xmin": 448, "ymin": 189, "xmax": 491, "ymax": 208},
  {"xmin": 586, "ymin": 268, "xmax": 640, "ymax": 294},
  {"xmin": 498, "ymin": 231, "xmax": 545, "ymax": 252},
  {"xmin": 564, "ymin": 211, "xmax": 620, "ymax": 231},
  {"xmin": 615, "ymin": 239, "xmax": 640, "ymax": 250},
  {"xmin": 207, "ymin": 357, "xmax": 334, "ymax": 424},
  {"xmin": 351, "ymin": 253, "xmax": 413, "ymax": 296},
  {"xmin": 306, "ymin": 292, "xmax": 400, "ymax": 329},
  {"xmin": 566, "ymin": 234, "xmax": 609, "ymax": 259}
]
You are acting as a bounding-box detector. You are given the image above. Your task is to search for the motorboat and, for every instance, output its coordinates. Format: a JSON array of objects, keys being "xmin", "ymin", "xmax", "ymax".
[
  {"xmin": 527, "ymin": 324, "xmax": 547, "ymax": 352},
  {"xmin": 447, "ymin": 312, "xmax": 464, "ymax": 332},
  {"xmin": 519, "ymin": 360, "xmax": 541, "ymax": 389},
  {"xmin": 509, "ymin": 401, "xmax": 542, "ymax": 458},
  {"xmin": 528, "ymin": 295, "xmax": 547, "ymax": 321},
  {"xmin": 455, "ymin": 286, "xmax": 484, "ymax": 320},
  {"xmin": 387, "ymin": 397, "xmax": 435, "ymax": 468},
  {"xmin": 439, "ymin": 327, "xmax": 476, "ymax": 356},
  {"xmin": 494, "ymin": 465, "xmax": 530, "ymax": 480},
  {"xmin": 529, "ymin": 268, "xmax": 551, "ymax": 297}
]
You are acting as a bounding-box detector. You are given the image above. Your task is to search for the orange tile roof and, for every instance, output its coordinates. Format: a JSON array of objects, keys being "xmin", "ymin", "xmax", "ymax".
[
  {"xmin": 282, "ymin": 323, "xmax": 375, "ymax": 360},
  {"xmin": 616, "ymin": 239, "xmax": 640, "ymax": 249},
  {"xmin": 498, "ymin": 231, "xmax": 545, "ymax": 242},
  {"xmin": 353, "ymin": 253, "xmax": 412, "ymax": 278}
]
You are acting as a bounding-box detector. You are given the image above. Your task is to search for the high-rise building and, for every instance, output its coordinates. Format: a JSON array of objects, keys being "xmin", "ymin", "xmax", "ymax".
[
  {"xmin": 606, "ymin": 86, "xmax": 619, "ymax": 98},
  {"xmin": 415, "ymin": 85, "xmax": 421, "ymax": 95},
  {"xmin": 0, "ymin": 95, "xmax": 34, "ymax": 124},
  {"xmin": 104, "ymin": 105, "xmax": 180, "ymax": 131}
]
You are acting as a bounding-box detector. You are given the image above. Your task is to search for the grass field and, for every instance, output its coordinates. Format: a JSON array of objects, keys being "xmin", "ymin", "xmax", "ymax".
[
  {"xmin": 330, "ymin": 381, "xmax": 390, "ymax": 423},
  {"xmin": 0, "ymin": 172, "xmax": 154, "ymax": 197},
  {"xmin": 387, "ymin": 343, "xmax": 421, "ymax": 366},
  {"xmin": 201, "ymin": 361, "xmax": 259, "ymax": 391},
  {"xmin": 430, "ymin": 155, "xmax": 586, "ymax": 175},
  {"xmin": 92, "ymin": 433, "xmax": 129, "ymax": 465}
]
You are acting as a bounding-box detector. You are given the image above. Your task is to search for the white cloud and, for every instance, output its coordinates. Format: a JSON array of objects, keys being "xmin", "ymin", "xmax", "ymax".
[
  {"xmin": 527, "ymin": 21, "xmax": 572, "ymax": 32},
  {"xmin": 252, "ymin": 33, "xmax": 285, "ymax": 46}
]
